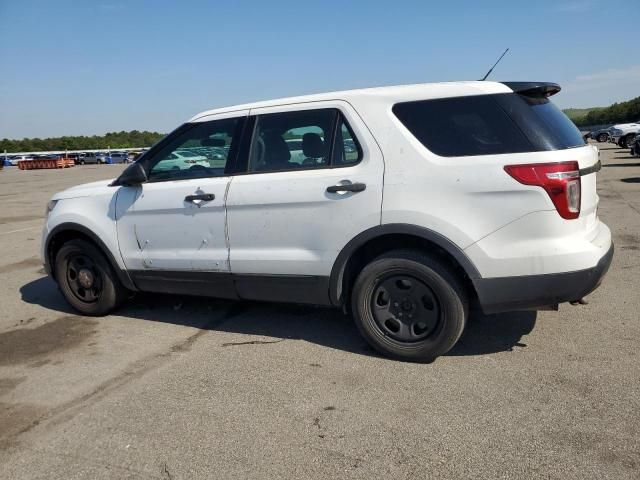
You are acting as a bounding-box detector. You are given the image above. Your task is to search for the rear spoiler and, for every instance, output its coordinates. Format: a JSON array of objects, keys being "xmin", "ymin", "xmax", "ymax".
[{"xmin": 502, "ymin": 82, "xmax": 561, "ymax": 97}]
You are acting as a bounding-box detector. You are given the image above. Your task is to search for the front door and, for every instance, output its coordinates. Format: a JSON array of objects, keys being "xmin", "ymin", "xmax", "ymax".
[{"xmin": 116, "ymin": 113, "xmax": 247, "ymax": 278}]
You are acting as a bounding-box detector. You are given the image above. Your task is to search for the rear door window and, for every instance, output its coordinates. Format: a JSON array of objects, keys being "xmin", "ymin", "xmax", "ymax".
[
  {"xmin": 247, "ymin": 109, "xmax": 337, "ymax": 172},
  {"xmin": 245, "ymin": 109, "xmax": 363, "ymax": 173},
  {"xmin": 333, "ymin": 116, "xmax": 362, "ymax": 166}
]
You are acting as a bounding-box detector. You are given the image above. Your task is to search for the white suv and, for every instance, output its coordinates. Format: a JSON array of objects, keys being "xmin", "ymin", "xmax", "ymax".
[
  {"xmin": 609, "ymin": 121, "xmax": 640, "ymax": 148},
  {"xmin": 42, "ymin": 81, "xmax": 613, "ymax": 362}
]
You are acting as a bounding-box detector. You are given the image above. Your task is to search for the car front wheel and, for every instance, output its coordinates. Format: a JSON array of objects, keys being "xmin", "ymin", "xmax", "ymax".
[
  {"xmin": 597, "ymin": 133, "xmax": 608, "ymax": 142},
  {"xmin": 54, "ymin": 239, "xmax": 127, "ymax": 316},
  {"xmin": 351, "ymin": 250, "xmax": 468, "ymax": 362}
]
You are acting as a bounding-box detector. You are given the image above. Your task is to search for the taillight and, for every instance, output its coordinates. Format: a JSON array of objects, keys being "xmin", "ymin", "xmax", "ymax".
[{"xmin": 504, "ymin": 161, "xmax": 581, "ymax": 219}]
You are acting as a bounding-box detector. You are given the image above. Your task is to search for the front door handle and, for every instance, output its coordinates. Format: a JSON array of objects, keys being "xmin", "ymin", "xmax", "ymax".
[
  {"xmin": 185, "ymin": 193, "xmax": 215, "ymax": 203},
  {"xmin": 326, "ymin": 182, "xmax": 366, "ymax": 193}
]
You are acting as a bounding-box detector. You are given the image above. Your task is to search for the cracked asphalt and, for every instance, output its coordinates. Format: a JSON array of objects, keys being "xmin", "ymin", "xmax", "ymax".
[{"xmin": 0, "ymin": 144, "xmax": 638, "ymax": 479}]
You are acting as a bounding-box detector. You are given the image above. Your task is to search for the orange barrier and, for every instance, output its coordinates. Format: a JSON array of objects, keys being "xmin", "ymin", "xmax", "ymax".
[{"xmin": 18, "ymin": 158, "xmax": 75, "ymax": 170}]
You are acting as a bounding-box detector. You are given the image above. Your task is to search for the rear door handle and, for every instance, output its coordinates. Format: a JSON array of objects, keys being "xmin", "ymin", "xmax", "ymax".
[
  {"xmin": 326, "ymin": 182, "xmax": 366, "ymax": 193},
  {"xmin": 185, "ymin": 193, "xmax": 215, "ymax": 203}
]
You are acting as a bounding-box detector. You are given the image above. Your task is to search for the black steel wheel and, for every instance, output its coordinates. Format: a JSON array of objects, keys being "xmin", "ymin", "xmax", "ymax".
[
  {"xmin": 370, "ymin": 274, "xmax": 440, "ymax": 342},
  {"xmin": 351, "ymin": 250, "xmax": 468, "ymax": 362},
  {"xmin": 55, "ymin": 239, "xmax": 127, "ymax": 315},
  {"xmin": 65, "ymin": 253, "xmax": 103, "ymax": 304}
]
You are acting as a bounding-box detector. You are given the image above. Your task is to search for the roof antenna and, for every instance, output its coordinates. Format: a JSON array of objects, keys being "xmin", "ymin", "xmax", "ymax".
[{"xmin": 480, "ymin": 48, "xmax": 509, "ymax": 81}]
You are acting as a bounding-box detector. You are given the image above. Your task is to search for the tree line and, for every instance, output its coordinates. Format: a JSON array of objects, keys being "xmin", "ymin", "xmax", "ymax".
[
  {"xmin": 3, "ymin": 97, "xmax": 639, "ymax": 152},
  {"xmin": 571, "ymin": 96, "xmax": 640, "ymax": 128},
  {"xmin": 0, "ymin": 130, "xmax": 166, "ymax": 153}
]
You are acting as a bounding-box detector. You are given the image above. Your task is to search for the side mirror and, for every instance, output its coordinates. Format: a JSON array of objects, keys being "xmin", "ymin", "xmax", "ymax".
[{"xmin": 112, "ymin": 162, "xmax": 147, "ymax": 186}]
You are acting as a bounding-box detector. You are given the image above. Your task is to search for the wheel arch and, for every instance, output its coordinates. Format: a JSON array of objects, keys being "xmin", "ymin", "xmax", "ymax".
[
  {"xmin": 329, "ymin": 224, "xmax": 481, "ymax": 306},
  {"xmin": 46, "ymin": 222, "xmax": 136, "ymax": 291}
]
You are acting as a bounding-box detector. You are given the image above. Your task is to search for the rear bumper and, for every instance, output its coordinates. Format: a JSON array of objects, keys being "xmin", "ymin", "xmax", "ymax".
[{"xmin": 473, "ymin": 243, "xmax": 614, "ymax": 314}]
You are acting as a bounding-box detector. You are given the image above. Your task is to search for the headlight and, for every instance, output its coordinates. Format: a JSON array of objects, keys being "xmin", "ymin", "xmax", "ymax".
[{"xmin": 46, "ymin": 199, "xmax": 58, "ymax": 216}]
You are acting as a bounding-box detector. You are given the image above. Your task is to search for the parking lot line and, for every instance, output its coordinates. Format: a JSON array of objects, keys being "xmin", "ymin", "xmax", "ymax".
[{"xmin": 0, "ymin": 226, "xmax": 40, "ymax": 235}]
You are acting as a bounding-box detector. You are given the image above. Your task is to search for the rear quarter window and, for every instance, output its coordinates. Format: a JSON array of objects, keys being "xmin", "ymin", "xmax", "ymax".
[{"xmin": 393, "ymin": 93, "xmax": 585, "ymax": 157}]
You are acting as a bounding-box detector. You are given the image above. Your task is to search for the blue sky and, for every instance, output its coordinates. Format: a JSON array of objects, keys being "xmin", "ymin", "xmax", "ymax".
[{"xmin": 1, "ymin": 0, "xmax": 639, "ymax": 139}]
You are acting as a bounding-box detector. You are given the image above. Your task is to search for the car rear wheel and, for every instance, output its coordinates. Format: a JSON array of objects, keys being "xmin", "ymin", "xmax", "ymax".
[
  {"xmin": 351, "ymin": 250, "xmax": 468, "ymax": 362},
  {"xmin": 624, "ymin": 134, "xmax": 636, "ymax": 150},
  {"xmin": 54, "ymin": 239, "xmax": 127, "ymax": 316},
  {"xmin": 597, "ymin": 133, "xmax": 608, "ymax": 142}
]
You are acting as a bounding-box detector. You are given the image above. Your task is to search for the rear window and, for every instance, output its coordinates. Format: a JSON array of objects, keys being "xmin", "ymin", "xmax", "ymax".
[
  {"xmin": 393, "ymin": 93, "xmax": 585, "ymax": 157},
  {"xmin": 494, "ymin": 94, "xmax": 585, "ymax": 150}
]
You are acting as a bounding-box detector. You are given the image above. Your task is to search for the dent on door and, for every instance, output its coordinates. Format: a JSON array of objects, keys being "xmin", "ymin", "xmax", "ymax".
[{"xmin": 115, "ymin": 182, "xmax": 231, "ymax": 272}]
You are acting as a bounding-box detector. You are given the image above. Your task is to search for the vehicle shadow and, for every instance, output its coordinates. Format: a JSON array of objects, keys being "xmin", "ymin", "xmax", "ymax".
[
  {"xmin": 621, "ymin": 177, "xmax": 640, "ymax": 184},
  {"xmin": 20, "ymin": 276, "xmax": 536, "ymax": 360}
]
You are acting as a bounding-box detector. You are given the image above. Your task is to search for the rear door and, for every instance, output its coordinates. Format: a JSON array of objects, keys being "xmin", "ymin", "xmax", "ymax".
[{"xmin": 225, "ymin": 102, "xmax": 384, "ymax": 303}]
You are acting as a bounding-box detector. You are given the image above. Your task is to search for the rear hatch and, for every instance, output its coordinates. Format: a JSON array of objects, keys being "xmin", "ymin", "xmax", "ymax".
[
  {"xmin": 391, "ymin": 81, "xmax": 601, "ymax": 243},
  {"xmin": 497, "ymin": 82, "xmax": 599, "ymax": 227}
]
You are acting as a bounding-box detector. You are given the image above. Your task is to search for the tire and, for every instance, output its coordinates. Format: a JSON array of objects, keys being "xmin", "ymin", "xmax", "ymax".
[
  {"xmin": 80, "ymin": 160, "xmax": 85, "ymax": 165},
  {"xmin": 619, "ymin": 137, "xmax": 628, "ymax": 149},
  {"xmin": 54, "ymin": 239, "xmax": 127, "ymax": 316},
  {"xmin": 624, "ymin": 134, "xmax": 635, "ymax": 150},
  {"xmin": 597, "ymin": 133, "xmax": 608, "ymax": 143},
  {"xmin": 351, "ymin": 250, "xmax": 468, "ymax": 362}
]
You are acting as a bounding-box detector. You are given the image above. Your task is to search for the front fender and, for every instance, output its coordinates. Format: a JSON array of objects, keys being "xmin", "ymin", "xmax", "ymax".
[{"xmin": 44, "ymin": 193, "xmax": 136, "ymax": 290}]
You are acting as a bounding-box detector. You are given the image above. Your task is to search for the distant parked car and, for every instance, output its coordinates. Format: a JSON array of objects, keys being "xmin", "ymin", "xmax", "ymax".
[
  {"xmin": 151, "ymin": 150, "xmax": 209, "ymax": 171},
  {"xmin": 6, "ymin": 155, "xmax": 33, "ymax": 165},
  {"xmin": 81, "ymin": 152, "xmax": 109, "ymax": 164},
  {"xmin": 630, "ymin": 134, "xmax": 640, "ymax": 157},
  {"xmin": 109, "ymin": 152, "xmax": 130, "ymax": 164},
  {"xmin": 589, "ymin": 128, "xmax": 611, "ymax": 143},
  {"xmin": 130, "ymin": 151, "xmax": 145, "ymax": 162},
  {"xmin": 65, "ymin": 153, "xmax": 87, "ymax": 165},
  {"xmin": 285, "ymin": 139, "xmax": 306, "ymax": 164},
  {"xmin": 609, "ymin": 121, "xmax": 640, "ymax": 148}
]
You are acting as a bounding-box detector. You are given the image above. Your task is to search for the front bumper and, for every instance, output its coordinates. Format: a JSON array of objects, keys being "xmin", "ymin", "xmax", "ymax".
[{"xmin": 473, "ymin": 243, "xmax": 614, "ymax": 314}]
